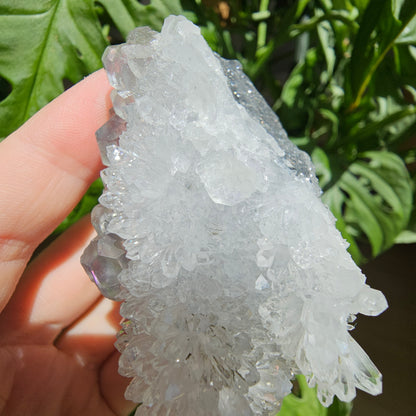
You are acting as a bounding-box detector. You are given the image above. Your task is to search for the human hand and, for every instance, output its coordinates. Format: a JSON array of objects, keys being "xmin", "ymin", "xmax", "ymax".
[{"xmin": 0, "ymin": 70, "xmax": 135, "ymax": 415}]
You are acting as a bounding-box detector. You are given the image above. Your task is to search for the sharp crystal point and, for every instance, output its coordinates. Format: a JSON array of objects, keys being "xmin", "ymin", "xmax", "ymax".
[{"xmin": 81, "ymin": 15, "xmax": 388, "ymax": 415}]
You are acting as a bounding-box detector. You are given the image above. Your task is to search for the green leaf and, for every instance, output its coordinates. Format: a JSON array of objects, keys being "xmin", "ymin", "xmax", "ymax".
[
  {"xmin": 395, "ymin": 14, "xmax": 416, "ymax": 45},
  {"xmin": 0, "ymin": 0, "xmax": 108, "ymax": 138},
  {"xmin": 96, "ymin": 0, "xmax": 189, "ymax": 36},
  {"xmin": 322, "ymin": 186, "xmax": 363, "ymax": 264},
  {"xmin": 327, "ymin": 397, "xmax": 353, "ymax": 416},
  {"xmin": 395, "ymin": 230, "xmax": 416, "ymax": 244},
  {"xmin": 350, "ymin": 106, "xmax": 416, "ymax": 145},
  {"xmin": 324, "ymin": 151, "xmax": 413, "ymax": 257},
  {"xmin": 281, "ymin": 71, "xmax": 304, "ymax": 108},
  {"xmin": 395, "ymin": 196, "xmax": 416, "ymax": 243},
  {"xmin": 0, "ymin": 0, "xmax": 192, "ymax": 238},
  {"xmin": 94, "ymin": 0, "xmax": 137, "ymax": 37},
  {"xmin": 313, "ymin": 109, "xmax": 339, "ymax": 148},
  {"xmin": 341, "ymin": 171, "xmax": 385, "ymax": 255},
  {"xmin": 278, "ymin": 376, "xmax": 327, "ymax": 416},
  {"xmin": 277, "ymin": 62, "xmax": 310, "ymax": 131},
  {"xmin": 278, "ymin": 375, "xmax": 352, "ymax": 416},
  {"xmin": 351, "ymin": 0, "xmax": 370, "ymax": 12},
  {"xmin": 290, "ymin": 9, "xmax": 358, "ymax": 36},
  {"xmin": 348, "ymin": 0, "xmax": 385, "ymax": 100},
  {"xmin": 294, "ymin": 0, "xmax": 311, "ymax": 20},
  {"xmin": 0, "ymin": 0, "xmax": 190, "ymax": 140},
  {"xmin": 348, "ymin": 0, "xmax": 416, "ymax": 110},
  {"xmin": 317, "ymin": 21, "xmax": 336, "ymax": 82},
  {"xmin": 312, "ymin": 147, "xmax": 332, "ymax": 189}
]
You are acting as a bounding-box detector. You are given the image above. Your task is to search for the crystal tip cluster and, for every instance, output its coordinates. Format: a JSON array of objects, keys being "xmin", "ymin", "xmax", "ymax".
[{"xmin": 81, "ymin": 15, "xmax": 388, "ymax": 416}]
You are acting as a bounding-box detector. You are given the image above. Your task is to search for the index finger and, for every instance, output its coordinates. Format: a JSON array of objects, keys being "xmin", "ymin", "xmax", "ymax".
[{"xmin": 0, "ymin": 69, "xmax": 112, "ymax": 311}]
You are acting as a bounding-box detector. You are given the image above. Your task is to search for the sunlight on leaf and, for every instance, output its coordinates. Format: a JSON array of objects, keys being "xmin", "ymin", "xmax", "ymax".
[
  {"xmin": 0, "ymin": 0, "xmax": 189, "ymax": 139},
  {"xmin": 0, "ymin": 0, "xmax": 107, "ymax": 138}
]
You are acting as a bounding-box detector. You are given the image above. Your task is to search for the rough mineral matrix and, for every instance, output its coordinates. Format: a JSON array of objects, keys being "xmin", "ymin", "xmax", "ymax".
[{"xmin": 81, "ymin": 15, "xmax": 388, "ymax": 416}]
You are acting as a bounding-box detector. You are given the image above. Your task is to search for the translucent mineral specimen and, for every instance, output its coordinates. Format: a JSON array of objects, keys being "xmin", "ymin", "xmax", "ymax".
[{"xmin": 81, "ymin": 15, "xmax": 388, "ymax": 415}]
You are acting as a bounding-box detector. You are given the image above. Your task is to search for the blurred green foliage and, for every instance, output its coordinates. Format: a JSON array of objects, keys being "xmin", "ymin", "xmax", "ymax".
[
  {"xmin": 0, "ymin": 1, "xmax": 415, "ymax": 413},
  {"xmin": 1, "ymin": 0, "xmax": 415, "ymax": 263},
  {"xmin": 1, "ymin": 0, "xmax": 414, "ymax": 264},
  {"xmin": 191, "ymin": 0, "xmax": 416, "ymax": 264}
]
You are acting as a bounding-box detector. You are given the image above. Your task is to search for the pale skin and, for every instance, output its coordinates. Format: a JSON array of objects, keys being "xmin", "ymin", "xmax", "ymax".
[{"xmin": 0, "ymin": 70, "xmax": 135, "ymax": 415}]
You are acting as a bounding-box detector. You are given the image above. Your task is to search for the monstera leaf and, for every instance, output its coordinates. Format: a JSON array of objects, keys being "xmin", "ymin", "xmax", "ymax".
[
  {"xmin": 0, "ymin": 0, "xmax": 106, "ymax": 138},
  {"xmin": 0, "ymin": 0, "xmax": 188, "ymax": 232},
  {"xmin": 0, "ymin": 0, "xmax": 187, "ymax": 139},
  {"xmin": 322, "ymin": 151, "xmax": 413, "ymax": 263}
]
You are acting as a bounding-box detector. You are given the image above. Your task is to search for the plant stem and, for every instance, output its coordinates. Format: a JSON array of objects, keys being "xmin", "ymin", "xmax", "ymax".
[
  {"xmin": 290, "ymin": 10, "xmax": 358, "ymax": 34},
  {"xmin": 256, "ymin": 0, "xmax": 270, "ymax": 52}
]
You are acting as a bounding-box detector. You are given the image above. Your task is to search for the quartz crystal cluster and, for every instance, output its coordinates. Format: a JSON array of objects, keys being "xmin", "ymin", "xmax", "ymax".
[{"xmin": 81, "ymin": 15, "xmax": 388, "ymax": 415}]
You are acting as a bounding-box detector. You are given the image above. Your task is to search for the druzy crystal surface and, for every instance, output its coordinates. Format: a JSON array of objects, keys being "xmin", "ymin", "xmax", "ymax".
[{"xmin": 81, "ymin": 15, "xmax": 388, "ymax": 415}]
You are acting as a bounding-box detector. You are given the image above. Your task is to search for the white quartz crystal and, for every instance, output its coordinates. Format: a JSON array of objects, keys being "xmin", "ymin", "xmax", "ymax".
[{"xmin": 81, "ymin": 15, "xmax": 388, "ymax": 415}]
